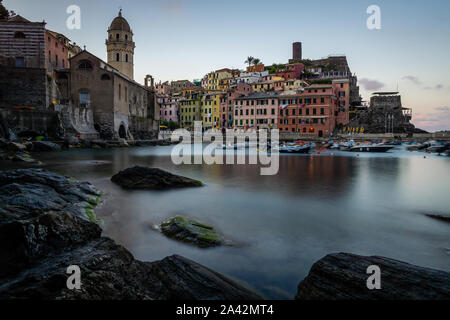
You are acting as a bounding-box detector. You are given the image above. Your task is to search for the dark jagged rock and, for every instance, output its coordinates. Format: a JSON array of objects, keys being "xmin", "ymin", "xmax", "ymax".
[
  {"xmin": 7, "ymin": 142, "xmax": 26, "ymax": 152},
  {"xmin": 32, "ymin": 141, "xmax": 62, "ymax": 151},
  {"xmin": 161, "ymin": 216, "xmax": 224, "ymax": 248},
  {"xmin": 11, "ymin": 151, "xmax": 40, "ymax": 164},
  {"xmin": 295, "ymin": 252, "xmax": 450, "ymax": 300},
  {"xmin": 111, "ymin": 166, "xmax": 203, "ymax": 190},
  {"xmin": 0, "ymin": 169, "xmax": 260, "ymax": 300},
  {"xmin": 0, "ymin": 168, "xmax": 101, "ymax": 221},
  {"xmin": 146, "ymin": 255, "xmax": 261, "ymax": 300}
]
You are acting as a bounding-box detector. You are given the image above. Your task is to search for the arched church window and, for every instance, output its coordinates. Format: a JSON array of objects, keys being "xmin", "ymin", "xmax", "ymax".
[
  {"xmin": 14, "ymin": 31, "xmax": 26, "ymax": 39},
  {"xmin": 125, "ymin": 54, "xmax": 128, "ymax": 62},
  {"xmin": 116, "ymin": 53, "xmax": 120, "ymax": 62},
  {"xmin": 116, "ymin": 33, "xmax": 119, "ymax": 40},
  {"xmin": 125, "ymin": 34, "xmax": 128, "ymax": 40},
  {"xmin": 78, "ymin": 60, "xmax": 93, "ymax": 70},
  {"xmin": 101, "ymin": 74, "xmax": 111, "ymax": 80}
]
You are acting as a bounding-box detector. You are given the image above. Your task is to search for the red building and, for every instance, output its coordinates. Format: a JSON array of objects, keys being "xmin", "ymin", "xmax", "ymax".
[
  {"xmin": 276, "ymin": 63, "xmax": 304, "ymax": 80},
  {"xmin": 278, "ymin": 84, "xmax": 339, "ymax": 137}
]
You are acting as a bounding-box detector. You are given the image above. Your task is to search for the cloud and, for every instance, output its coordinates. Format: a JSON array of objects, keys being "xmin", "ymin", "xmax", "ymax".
[
  {"xmin": 413, "ymin": 107, "xmax": 450, "ymax": 132},
  {"xmin": 424, "ymin": 84, "xmax": 445, "ymax": 90},
  {"xmin": 359, "ymin": 78, "xmax": 385, "ymax": 91},
  {"xmin": 402, "ymin": 75, "xmax": 422, "ymax": 85}
]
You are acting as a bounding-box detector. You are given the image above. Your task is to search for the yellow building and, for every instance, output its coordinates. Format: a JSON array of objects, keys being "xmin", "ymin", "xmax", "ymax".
[
  {"xmin": 206, "ymin": 68, "xmax": 233, "ymax": 90},
  {"xmin": 180, "ymin": 89, "xmax": 202, "ymax": 128},
  {"xmin": 201, "ymin": 92, "xmax": 222, "ymax": 129}
]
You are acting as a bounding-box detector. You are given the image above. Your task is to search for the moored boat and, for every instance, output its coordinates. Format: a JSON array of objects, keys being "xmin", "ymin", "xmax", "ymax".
[{"xmin": 348, "ymin": 144, "xmax": 394, "ymax": 152}]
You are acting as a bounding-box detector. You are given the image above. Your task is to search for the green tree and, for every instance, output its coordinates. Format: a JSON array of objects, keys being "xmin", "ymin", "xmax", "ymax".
[{"xmin": 252, "ymin": 58, "xmax": 261, "ymax": 66}]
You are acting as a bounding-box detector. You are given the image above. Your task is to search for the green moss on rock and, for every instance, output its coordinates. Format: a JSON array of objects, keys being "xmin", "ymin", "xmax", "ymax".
[{"xmin": 161, "ymin": 216, "xmax": 224, "ymax": 248}]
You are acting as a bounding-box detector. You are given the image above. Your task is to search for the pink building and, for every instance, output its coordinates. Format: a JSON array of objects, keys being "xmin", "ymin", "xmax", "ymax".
[
  {"xmin": 220, "ymin": 83, "xmax": 252, "ymax": 128},
  {"xmin": 232, "ymin": 92, "xmax": 279, "ymax": 130},
  {"xmin": 158, "ymin": 95, "xmax": 179, "ymax": 123}
]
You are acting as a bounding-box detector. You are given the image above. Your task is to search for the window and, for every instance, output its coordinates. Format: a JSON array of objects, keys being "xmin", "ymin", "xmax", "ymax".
[
  {"xmin": 14, "ymin": 31, "xmax": 26, "ymax": 39},
  {"xmin": 321, "ymin": 98, "xmax": 324, "ymax": 103},
  {"xmin": 116, "ymin": 34, "xmax": 120, "ymax": 40},
  {"xmin": 116, "ymin": 53, "xmax": 120, "ymax": 62},
  {"xmin": 79, "ymin": 90, "xmax": 90, "ymax": 107},
  {"xmin": 15, "ymin": 57, "xmax": 25, "ymax": 67},
  {"xmin": 78, "ymin": 60, "xmax": 92, "ymax": 70},
  {"xmin": 125, "ymin": 54, "xmax": 128, "ymax": 62},
  {"xmin": 101, "ymin": 74, "xmax": 111, "ymax": 80},
  {"xmin": 125, "ymin": 34, "xmax": 128, "ymax": 40},
  {"xmin": 320, "ymin": 108, "xmax": 325, "ymax": 115}
]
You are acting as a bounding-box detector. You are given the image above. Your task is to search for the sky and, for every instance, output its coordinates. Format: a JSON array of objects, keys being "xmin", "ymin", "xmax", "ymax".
[{"xmin": 5, "ymin": 0, "xmax": 450, "ymax": 132}]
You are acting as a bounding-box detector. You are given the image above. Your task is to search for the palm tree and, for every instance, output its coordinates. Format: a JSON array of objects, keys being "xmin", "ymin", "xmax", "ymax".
[
  {"xmin": 245, "ymin": 56, "xmax": 254, "ymax": 67},
  {"xmin": 253, "ymin": 58, "xmax": 261, "ymax": 66}
]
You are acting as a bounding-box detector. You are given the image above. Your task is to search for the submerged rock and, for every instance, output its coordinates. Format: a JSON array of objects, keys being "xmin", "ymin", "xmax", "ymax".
[
  {"xmin": 161, "ymin": 216, "xmax": 224, "ymax": 248},
  {"xmin": 425, "ymin": 213, "xmax": 450, "ymax": 223},
  {"xmin": 295, "ymin": 252, "xmax": 450, "ymax": 300},
  {"xmin": 32, "ymin": 141, "xmax": 62, "ymax": 151},
  {"xmin": 111, "ymin": 166, "xmax": 203, "ymax": 190},
  {"xmin": 0, "ymin": 168, "xmax": 260, "ymax": 300}
]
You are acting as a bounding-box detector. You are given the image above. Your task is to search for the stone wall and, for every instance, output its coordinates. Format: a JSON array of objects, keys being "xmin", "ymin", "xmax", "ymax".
[
  {"xmin": 0, "ymin": 109, "xmax": 62, "ymax": 139},
  {"xmin": 0, "ymin": 67, "xmax": 49, "ymax": 109},
  {"xmin": 129, "ymin": 116, "xmax": 158, "ymax": 140}
]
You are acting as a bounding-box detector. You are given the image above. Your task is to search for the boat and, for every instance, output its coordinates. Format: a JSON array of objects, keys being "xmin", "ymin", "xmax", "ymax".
[
  {"xmin": 426, "ymin": 142, "xmax": 449, "ymax": 153},
  {"xmin": 278, "ymin": 144, "xmax": 312, "ymax": 154},
  {"xmin": 348, "ymin": 144, "xmax": 394, "ymax": 153}
]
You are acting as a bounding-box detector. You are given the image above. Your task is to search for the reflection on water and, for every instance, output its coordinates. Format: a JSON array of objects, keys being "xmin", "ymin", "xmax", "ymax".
[{"xmin": 3, "ymin": 145, "xmax": 449, "ymax": 299}]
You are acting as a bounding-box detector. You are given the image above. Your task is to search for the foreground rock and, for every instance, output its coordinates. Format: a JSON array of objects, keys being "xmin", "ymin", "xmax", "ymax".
[
  {"xmin": 0, "ymin": 169, "xmax": 100, "ymax": 222},
  {"xmin": 0, "ymin": 169, "xmax": 260, "ymax": 300},
  {"xmin": 161, "ymin": 216, "xmax": 225, "ymax": 248},
  {"xmin": 295, "ymin": 252, "xmax": 450, "ymax": 300},
  {"xmin": 111, "ymin": 166, "xmax": 203, "ymax": 190}
]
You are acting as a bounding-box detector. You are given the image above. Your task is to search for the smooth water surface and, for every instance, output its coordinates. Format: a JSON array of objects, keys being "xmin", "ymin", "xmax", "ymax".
[{"xmin": 3, "ymin": 145, "xmax": 449, "ymax": 299}]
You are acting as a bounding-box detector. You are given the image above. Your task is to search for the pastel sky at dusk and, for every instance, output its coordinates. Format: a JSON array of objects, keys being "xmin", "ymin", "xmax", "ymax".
[{"xmin": 5, "ymin": 0, "xmax": 450, "ymax": 131}]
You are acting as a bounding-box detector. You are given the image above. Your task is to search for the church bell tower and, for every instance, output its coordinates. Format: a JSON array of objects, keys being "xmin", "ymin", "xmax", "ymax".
[{"xmin": 106, "ymin": 9, "xmax": 135, "ymax": 80}]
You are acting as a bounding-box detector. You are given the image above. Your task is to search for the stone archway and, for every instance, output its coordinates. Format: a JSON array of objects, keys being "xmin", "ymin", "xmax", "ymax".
[{"xmin": 118, "ymin": 124, "xmax": 127, "ymax": 139}]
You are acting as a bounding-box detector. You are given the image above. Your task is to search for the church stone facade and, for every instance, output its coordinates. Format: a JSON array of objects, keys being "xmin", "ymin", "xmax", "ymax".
[{"xmin": 60, "ymin": 10, "xmax": 159, "ymax": 140}]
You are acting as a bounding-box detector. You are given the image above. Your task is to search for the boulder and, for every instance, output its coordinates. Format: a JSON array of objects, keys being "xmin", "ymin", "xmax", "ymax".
[
  {"xmin": 7, "ymin": 142, "xmax": 26, "ymax": 152},
  {"xmin": 111, "ymin": 166, "xmax": 203, "ymax": 190},
  {"xmin": 32, "ymin": 141, "xmax": 62, "ymax": 152},
  {"xmin": 295, "ymin": 252, "xmax": 450, "ymax": 300},
  {"xmin": 161, "ymin": 216, "xmax": 224, "ymax": 248},
  {"xmin": 0, "ymin": 169, "xmax": 261, "ymax": 300}
]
